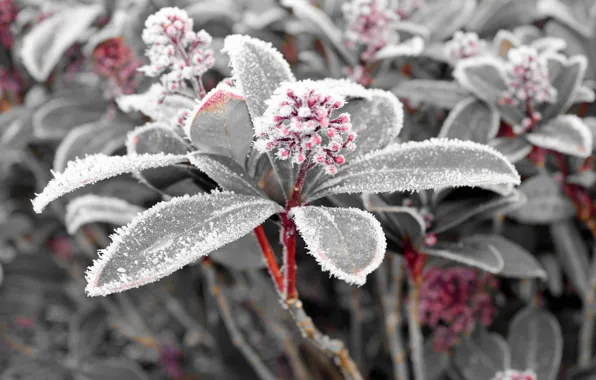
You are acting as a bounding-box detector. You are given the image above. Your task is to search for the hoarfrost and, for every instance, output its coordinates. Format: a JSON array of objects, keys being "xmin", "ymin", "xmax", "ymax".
[{"xmin": 116, "ymin": 84, "xmax": 196, "ymax": 124}]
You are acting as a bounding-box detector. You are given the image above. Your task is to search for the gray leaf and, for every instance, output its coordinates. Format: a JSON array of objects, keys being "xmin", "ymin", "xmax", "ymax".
[
  {"xmin": 467, "ymin": 0, "xmax": 538, "ymax": 35},
  {"xmin": 540, "ymin": 254, "xmax": 563, "ymax": 297},
  {"xmin": 439, "ymin": 98, "xmax": 500, "ymax": 144},
  {"xmin": 85, "ymin": 192, "xmax": 283, "ymax": 296},
  {"xmin": 508, "ymin": 174, "xmax": 576, "ymax": 224},
  {"xmin": 222, "ymin": 34, "xmax": 295, "ymax": 121},
  {"xmin": 489, "ymin": 136, "xmax": 533, "ymax": 164},
  {"xmin": 410, "ymin": 0, "xmax": 475, "ymax": 41},
  {"xmin": 551, "ymin": 220, "xmax": 590, "ymax": 295},
  {"xmin": 362, "ymin": 193, "xmax": 426, "ymax": 244},
  {"xmin": 127, "ymin": 123, "xmax": 191, "ymax": 156},
  {"xmin": 184, "ymin": 84, "xmax": 254, "ymax": 167},
  {"xmin": 526, "ymin": 115, "xmax": 593, "ymax": 157},
  {"xmin": 188, "ymin": 152, "xmax": 266, "ymax": 198},
  {"xmin": 425, "ymin": 240, "xmax": 504, "ymax": 273},
  {"xmin": 508, "ymin": 307, "xmax": 563, "ymax": 380},
  {"xmin": 308, "ymin": 138, "xmax": 521, "ymax": 202},
  {"xmin": 424, "ymin": 338, "xmax": 450, "ymax": 380},
  {"xmin": 466, "ymin": 234, "xmax": 547, "ymax": 279},
  {"xmin": 392, "ymin": 80, "xmax": 471, "ymax": 109},
  {"xmin": 453, "ymin": 56, "xmax": 509, "ymax": 106},
  {"xmin": 291, "ymin": 206, "xmax": 386, "ymax": 286},
  {"xmin": 65, "ymin": 195, "xmax": 144, "ymax": 235},
  {"xmin": 453, "ymin": 330, "xmax": 510, "ymax": 380}
]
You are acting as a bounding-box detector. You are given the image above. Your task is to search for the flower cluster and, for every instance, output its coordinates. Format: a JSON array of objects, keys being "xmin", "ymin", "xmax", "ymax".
[
  {"xmin": 445, "ymin": 31, "xmax": 483, "ymax": 61},
  {"xmin": 254, "ymin": 80, "xmax": 356, "ymax": 175},
  {"xmin": 491, "ymin": 369, "xmax": 537, "ymax": 380},
  {"xmin": 139, "ymin": 7, "xmax": 214, "ymax": 97},
  {"xmin": 93, "ymin": 37, "xmax": 143, "ymax": 96},
  {"xmin": 419, "ymin": 267, "xmax": 499, "ymax": 351},
  {"xmin": 342, "ymin": 0, "xmax": 399, "ymax": 61},
  {"xmin": 500, "ymin": 46, "xmax": 557, "ymax": 132},
  {"xmin": 0, "ymin": 0, "xmax": 17, "ymax": 48}
]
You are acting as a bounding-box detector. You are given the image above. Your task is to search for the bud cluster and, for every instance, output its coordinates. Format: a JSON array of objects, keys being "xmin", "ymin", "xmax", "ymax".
[
  {"xmin": 254, "ymin": 80, "xmax": 356, "ymax": 175},
  {"xmin": 93, "ymin": 37, "xmax": 142, "ymax": 96},
  {"xmin": 445, "ymin": 31, "xmax": 483, "ymax": 61}
]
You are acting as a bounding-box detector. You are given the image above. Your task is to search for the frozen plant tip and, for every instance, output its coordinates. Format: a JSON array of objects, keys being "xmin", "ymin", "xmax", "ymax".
[
  {"xmin": 255, "ymin": 80, "xmax": 356, "ymax": 175},
  {"xmin": 445, "ymin": 31, "xmax": 483, "ymax": 61},
  {"xmin": 491, "ymin": 369, "xmax": 537, "ymax": 380},
  {"xmin": 139, "ymin": 7, "xmax": 214, "ymax": 98}
]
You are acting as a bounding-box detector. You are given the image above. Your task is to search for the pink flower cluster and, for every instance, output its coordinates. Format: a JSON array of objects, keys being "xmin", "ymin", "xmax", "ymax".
[
  {"xmin": 93, "ymin": 37, "xmax": 143, "ymax": 96},
  {"xmin": 419, "ymin": 267, "xmax": 499, "ymax": 351},
  {"xmin": 0, "ymin": 0, "xmax": 17, "ymax": 48},
  {"xmin": 139, "ymin": 7, "xmax": 214, "ymax": 95},
  {"xmin": 491, "ymin": 369, "xmax": 537, "ymax": 380},
  {"xmin": 254, "ymin": 80, "xmax": 356, "ymax": 175},
  {"xmin": 445, "ymin": 31, "xmax": 482, "ymax": 61}
]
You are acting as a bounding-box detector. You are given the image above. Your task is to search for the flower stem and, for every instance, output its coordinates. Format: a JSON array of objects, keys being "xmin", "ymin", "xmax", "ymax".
[
  {"xmin": 280, "ymin": 211, "xmax": 298, "ymax": 300},
  {"xmin": 253, "ymin": 225, "xmax": 283, "ymax": 294},
  {"xmin": 405, "ymin": 249, "xmax": 426, "ymax": 380}
]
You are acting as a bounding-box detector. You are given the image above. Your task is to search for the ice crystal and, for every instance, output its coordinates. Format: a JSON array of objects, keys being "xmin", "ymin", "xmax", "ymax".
[
  {"xmin": 32, "ymin": 153, "xmax": 188, "ymax": 213},
  {"xmin": 420, "ymin": 267, "xmax": 499, "ymax": 351},
  {"xmin": 445, "ymin": 31, "xmax": 483, "ymax": 61},
  {"xmin": 254, "ymin": 80, "xmax": 356, "ymax": 175},
  {"xmin": 491, "ymin": 369, "xmax": 537, "ymax": 380}
]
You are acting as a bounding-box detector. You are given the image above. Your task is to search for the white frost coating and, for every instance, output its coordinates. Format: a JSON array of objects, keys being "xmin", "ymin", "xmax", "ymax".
[
  {"xmin": 308, "ymin": 138, "xmax": 521, "ymax": 202},
  {"xmin": 374, "ymin": 36, "xmax": 425, "ymax": 60},
  {"xmin": 526, "ymin": 115, "xmax": 593, "ymax": 157},
  {"xmin": 439, "ymin": 97, "xmax": 500, "ymax": 143},
  {"xmin": 65, "ymin": 195, "xmax": 144, "ymax": 234},
  {"xmin": 116, "ymin": 84, "xmax": 196, "ymax": 123},
  {"xmin": 32, "ymin": 153, "xmax": 188, "ymax": 213},
  {"xmin": 126, "ymin": 122, "xmax": 190, "ymax": 156},
  {"xmin": 313, "ymin": 78, "xmax": 371, "ymax": 99},
  {"xmin": 453, "ymin": 55, "xmax": 509, "ymax": 104},
  {"xmin": 21, "ymin": 5, "xmax": 103, "ymax": 82},
  {"xmin": 222, "ymin": 34, "xmax": 295, "ymax": 120},
  {"xmin": 290, "ymin": 206, "xmax": 386, "ymax": 286},
  {"xmin": 85, "ymin": 191, "xmax": 283, "ymax": 296}
]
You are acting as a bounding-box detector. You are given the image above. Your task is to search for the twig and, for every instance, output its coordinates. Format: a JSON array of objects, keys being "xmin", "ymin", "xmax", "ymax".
[
  {"xmin": 285, "ymin": 298, "xmax": 364, "ymax": 380},
  {"xmin": 349, "ymin": 287, "xmax": 363, "ymax": 370},
  {"xmin": 201, "ymin": 259, "xmax": 277, "ymax": 380},
  {"xmin": 579, "ymin": 243, "xmax": 596, "ymax": 366},
  {"xmin": 407, "ymin": 275, "xmax": 426, "ymax": 380},
  {"xmin": 375, "ymin": 256, "xmax": 409, "ymax": 380}
]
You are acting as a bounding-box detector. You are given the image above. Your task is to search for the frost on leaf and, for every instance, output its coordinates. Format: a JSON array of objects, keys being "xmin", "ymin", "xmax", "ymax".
[
  {"xmin": 490, "ymin": 137, "xmax": 534, "ymax": 164},
  {"xmin": 453, "ymin": 56, "xmax": 509, "ymax": 105},
  {"xmin": 21, "ymin": 5, "xmax": 103, "ymax": 82},
  {"xmin": 392, "ymin": 80, "xmax": 470, "ymax": 109},
  {"xmin": 374, "ymin": 36, "xmax": 425, "ymax": 60},
  {"xmin": 116, "ymin": 84, "xmax": 196, "ymax": 124},
  {"xmin": 65, "ymin": 195, "xmax": 143, "ymax": 235},
  {"xmin": 425, "ymin": 240, "xmax": 504, "ymax": 273},
  {"xmin": 85, "ymin": 192, "xmax": 283, "ymax": 296},
  {"xmin": 508, "ymin": 307, "xmax": 563, "ymax": 380},
  {"xmin": 222, "ymin": 34, "xmax": 295, "ymax": 121},
  {"xmin": 184, "ymin": 84, "xmax": 253, "ymax": 167},
  {"xmin": 526, "ymin": 115, "xmax": 593, "ymax": 157},
  {"xmin": 439, "ymin": 97, "xmax": 500, "ymax": 144},
  {"xmin": 340, "ymin": 89, "xmax": 404, "ymax": 158},
  {"xmin": 314, "ymin": 78, "xmax": 371, "ymax": 100},
  {"xmin": 32, "ymin": 154, "xmax": 188, "ymax": 213},
  {"xmin": 127, "ymin": 123, "xmax": 191, "ymax": 156},
  {"xmin": 465, "ymin": 235, "xmax": 547, "ymax": 279},
  {"xmin": 291, "ymin": 206, "xmax": 386, "ymax": 286},
  {"xmin": 188, "ymin": 152, "xmax": 266, "ymax": 198},
  {"xmin": 308, "ymin": 138, "xmax": 521, "ymax": 202}
]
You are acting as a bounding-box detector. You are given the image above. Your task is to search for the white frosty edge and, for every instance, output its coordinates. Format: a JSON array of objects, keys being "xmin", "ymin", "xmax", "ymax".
[
  {"xmin": 313, "ymin": 78, "xmax": 372, "ymax": 100},
  {"xmin": 527, "ymin": 115, "xmax": 593, "ymax": 158},
  {"xmin": 65, "ymin": 195, "xmax": 144, "ymax": 234},
  {"xmin": 374, "ymin": 36, "xmax": 425, "ymax": 60},
  {"xmin": 126, "ymin": 122, "xmax": 188, "ymax": 156},
  {"xmin": 54, "ymin": 122, "xmax": 98, "ymax": 173},
  {"xmin": 453, "ymin": 55, "xmax": 508, "ymax": 97},
  {"xmin": 290, "ymin": 206, "xmax": 386, "ymax": 286},
  {"xmin": 491, "ymin": 29, "xmax": 521, "ymax": 57},
  {"xmin": 425, "ymin": 243, "xmax": 505, "ymax": 273},
  {"xmin": 84, "ymin": 191, "xmax": 283, "ymax": 296},
  {"xmin": 32, "ymin": 153, "xmax": 189, "ymax": 213},
  {"xmin": 361, "ymin": 193, "xmax": 427, "ymax": 233},
  {"xmin": 367, "ymin": 88, "xmax": 405, "ymax": 140}
]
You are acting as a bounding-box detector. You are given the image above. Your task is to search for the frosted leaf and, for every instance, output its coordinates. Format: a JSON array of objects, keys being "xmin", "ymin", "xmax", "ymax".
[
  {"xmin": 454, "ymin": 331, "xmax": 511, "ymax": 380},
  {"xmin": 65, "ymin": 195, "xmax": 144, "ymax": 235},
  {"xmin": 572, "ymin": 85, "xmax": 596, "ymax": 104},
  {"xmin": 538, "ymin": 54, "xmax": 587, "ymax": 122},
  {"xmin": 127, "ymin": 123, "xmax": 191, "ymax": 156},
  {"xmin": 54, "ymin": 119, "xmax": 132, "ymax": 173},
  {"xmin": 210, "ymin": 233, "xmax": 265, "ymax": 270},
  {"xmin": 392, "ymin": 80, "xmax": 471, "ymax": 109},
  {"xmin": 409, "ymin": 0, "xmax": 475, "ymax": 41},
  {"xmin": 21, "ymin": 5, "xmax": 103, "ymax": 82},
  {"xmin": 183, "ymin": 84, "xmax": 253, "ymax": 167},
  {"xmin": 425, "ymin": 240, "xmax": 504, "ymax": 273},
  {"xmin": 508, "ymin": 307, "xmax": 563, "ymax": 380},
  {"xmin": 33, "ymin": 95, "xmax": 107, "ymax": 140},
  {"xmin": 85, "ymin": 192, "xmax": 283, "ymax": 296},
  {"xmin": 362, "ymin": 193, "xmax": 425, "ymax": 244},
  {"xmin": 116, "ymin": 84, "xmax": 196, "ymax": 124},
  {"xmin": 432, "ymin": 189, "xmax": 525, "ymax": 234},
  {"xmin": 537, "ymin": 0, "xmax": 593, "ymax": 38},
  {"xmin": 222, "ymin": 34, "xmax": 295, "ymax": 121},
  {"xmin": 527, "ymin": 115, "xmax": 592, "ymax": 157},
  {"xmin": 341, "ymin": 89, "xmax": 404, "ymax": 159},
  {"xmin": 291, "ymin": 206, "xmax": 386, "ymax": 286},
  {"xmin": 281, "ymin": 0, "xmax": 354, "ymax": 65},
  {"xmin": 453, "ymin": 56, "xmax": 509, "ymax": 106},
  {"xmin": 466, "ymin": 235, "xmax": 547, "ymax": 279},
  {"xmin": 439, "ymin": 98, "xmax": 500, "ymax": 144},
  {"xmin": 551, "ymin": 220, "xmax": 590, "ymax": 295},
  {"xmin": 508, "ymin": 174, "xmax": 575, "ymax": 224},
  {"xmin": 32, "ymin": 154, "xmax": 188, "ymax": 213},
  {"xmin": 489, "ymin": 137, "xmax": 533, "ymax": 164},
  {"xmin": 313, "ymin": 78, "xmax": 371, "ymax": 100},
  {"xmin": 188, "ymin": 152, "xmax": 266, "ymax": 198},
  {"xmin": 308, "ymin": 138, "xmax": 521, "ymax": 202},
  {"xmin": 374, "ymin": 36, "xmax": 425, "ymax": 60}
]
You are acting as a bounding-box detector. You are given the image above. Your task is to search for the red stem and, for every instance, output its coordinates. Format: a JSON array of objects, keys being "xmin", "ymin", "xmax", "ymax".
[{"xmin": 254, "ymin": 225, "xmax": 283, "ymax": 294}]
